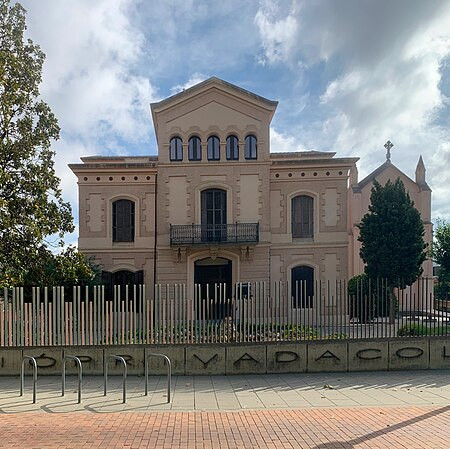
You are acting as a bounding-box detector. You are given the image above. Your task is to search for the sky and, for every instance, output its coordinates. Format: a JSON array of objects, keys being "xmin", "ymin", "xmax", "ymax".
[{"xmin": 20, "ymin": 0, "xmax": 450, "ymax": 245}]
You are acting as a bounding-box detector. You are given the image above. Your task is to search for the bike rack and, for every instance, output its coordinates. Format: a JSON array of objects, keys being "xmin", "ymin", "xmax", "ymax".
[
  {"xmin": 104, "ymin": 355, "xmax": 127, "ymax": 404},
  {"xmin": 20, "ymin": 355, "xmax": 37, "ymax": 404},
  {"xmin": 145, "ymin": 352, "xmax": 172, "ymax": 403},
  {"xmin": 62, "ymin": 356, "xmax": 82, "ymax": 404}
]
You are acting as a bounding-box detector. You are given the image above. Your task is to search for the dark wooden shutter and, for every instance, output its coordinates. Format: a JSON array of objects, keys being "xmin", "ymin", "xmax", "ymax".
[
  {"xmin": 292, "ymin": 195, "xmax": 313, "ymax": 238},
  {"xmin": 113, "ymin": 199, "xmax": 135, "ymax": 242}
]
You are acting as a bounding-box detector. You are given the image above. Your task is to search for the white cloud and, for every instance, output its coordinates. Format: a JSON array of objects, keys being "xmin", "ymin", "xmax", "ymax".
[
  {"xmin": 21, "ymin": 0, "xmax": 159, "ymax": 241},
  {"xmin": 254, "ymin": 1, "xmax": 298, "ymax": 65},
  {"xmin": 270, "ymin": 128, "xmax": 307, "ymax": 152},
  {"xmin": 255, "ymin": 0, "xmax": 450, "ymax": 219},
  {"xmin": 23, "ymin": 0, "xmax": 157, "ymax": 142},
  {"xmin": 170, "ymin": 73, "xmax": 208, "ymax": 95}
]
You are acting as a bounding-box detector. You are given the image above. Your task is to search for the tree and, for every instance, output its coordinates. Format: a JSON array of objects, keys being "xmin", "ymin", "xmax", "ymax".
[
  {"xmin": 0, "ymin": 0, "xmax": 73, "ymax": 286},
  {"xmin": 348, "ymin": 274, "xmax": 391, "ymax": 322},
  {"xmin": 22, "ymin": 246, "xmax": 102, "ymax": 289},
  {"xmin": 433, "ymin": 219, "xmax": 450, "ymax": 300},
  {"xmin": 358, "ymin": 178, "xmax": 427, "ymax": 288}
]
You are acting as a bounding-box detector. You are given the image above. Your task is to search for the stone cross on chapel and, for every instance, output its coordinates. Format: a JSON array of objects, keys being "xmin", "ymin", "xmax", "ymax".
[{"xmin": 384, "ymin": 140, "xmax": 393, "ymax": 162}]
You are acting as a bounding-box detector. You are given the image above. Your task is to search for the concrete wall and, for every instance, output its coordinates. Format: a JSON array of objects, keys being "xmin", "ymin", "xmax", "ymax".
[{"xmin": 1, "ymin": 337, "xmax": 448, "ymax": 376}]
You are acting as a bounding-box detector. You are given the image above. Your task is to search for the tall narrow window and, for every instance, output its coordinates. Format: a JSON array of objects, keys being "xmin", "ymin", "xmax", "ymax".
[
  {"xmin": 188, "ymin": 136, "xmax": 202, "ymax": 161},
  {"xmin": 291, "ymin": 266, "xmax": 314, "ymax": 308},
  {"xmin": 112, "ymin": 199, "xmax": 135, "ymax": 242},
  {"xmin": 291, "ymin": 195, "xmax": 314, "ymax": 238},
  {"xmin": 170, "ymin": 137, "xmax": 183, "ymax": 161},
  {"xmin": 244, "ymin": 134, "xmax": 257, "ymax": 159},
  {"xmin": 226, "ymin": 135, "xmax": 239, "ymax": 160},
  {"xmin": 201, "ymin": 188, "xmax": 227, "ymax": 242},
  {"xmin": 207, "ymin": 136, "xmax": 220, "ymax": 160}
]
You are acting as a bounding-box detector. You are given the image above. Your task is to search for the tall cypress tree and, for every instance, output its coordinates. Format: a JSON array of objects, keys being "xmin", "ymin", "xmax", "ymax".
[
  {"xmin": 0, "ymin": 1, "xmax": 74, "ymax": 286},
  {"xmin": 358, "ymin": 178, "xmax": 427, "ymax": 288}
]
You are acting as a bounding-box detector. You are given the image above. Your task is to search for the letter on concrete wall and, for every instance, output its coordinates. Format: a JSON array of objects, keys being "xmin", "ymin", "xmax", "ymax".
[
  {"xmin": 356, "ymin": 349, "xmax": 382, "ymax": 360},
  {"xmin": 315, "ymin": 350, "xmax": 340, "ymax": 361}
]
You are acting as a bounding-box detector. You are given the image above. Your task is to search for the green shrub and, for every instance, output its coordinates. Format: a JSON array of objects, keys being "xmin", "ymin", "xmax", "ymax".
[
  {"xmin": 397, "ymin": 323, "xmax": 450, "ymax": 337},
  {"xmin": 282, "ymin": 324, "xmax": 318, "ymax": 340}
]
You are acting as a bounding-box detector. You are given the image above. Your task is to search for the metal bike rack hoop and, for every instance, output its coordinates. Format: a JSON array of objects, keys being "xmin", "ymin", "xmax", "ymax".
[
  {"xmin": 104, "ymin": 355, "xmax": 127, "ymax": 404},
  {"xmin": 62, "ymin": 355, "xmax": 82, "ymax": 404},
  {"xmin": 145, "ymin": 351, "xmax": 172, "ymax": 403},
  {"xmin": 20, "ymin": 355, "xmax": 37, "ymax": 404}
]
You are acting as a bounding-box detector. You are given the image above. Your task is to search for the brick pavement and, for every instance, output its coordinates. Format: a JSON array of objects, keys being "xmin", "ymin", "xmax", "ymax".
[
  {"xmin": 1, "ymin": 371, "xmax": 449, "ymax": 447},
  {"xmin": 0, "ymin": 406, "xmax": 449, "ymax": 448}
]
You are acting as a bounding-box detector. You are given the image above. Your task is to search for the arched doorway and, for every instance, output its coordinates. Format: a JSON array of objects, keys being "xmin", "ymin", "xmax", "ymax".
[
  {"xmin": 291, "ymin": 265, "xmax": 314, "ymax": 308},
  {"xmin": 102, "ymin": 269, "xmax": 143, "ymax": 300},
  {"xmin": 194, "ymin": 257, "xmax": 232, "ymax": 319}
]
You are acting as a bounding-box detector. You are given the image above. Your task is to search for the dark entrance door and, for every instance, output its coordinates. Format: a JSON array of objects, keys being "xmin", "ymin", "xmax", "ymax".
[
  {"xmin": 194, "ymin": 257, "xmax": 232, "ymax": 319},
  {"xmin": 291, "ymin": 265, "xmax": 314, "ymax": 308},
  {"xmin": 201, "ymin": 188, "xmax": 227, "ymax": 242}
]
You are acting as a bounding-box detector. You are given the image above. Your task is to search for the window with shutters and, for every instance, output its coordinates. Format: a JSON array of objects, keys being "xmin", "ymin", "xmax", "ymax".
[
  {"xmin": 188, "ymin": 136, "xmax": 202, "ymax": 161},
  {"xmin": 226, "ymin": 135, "xmax": 239, "ymax": 160},
  {"xmin": 291, "ymin": 195, "xmax": 314, "ymax": 238},
  {"xmin": 112, "ymin": 199, "xmax": 135, "ymax": 242},
  {"xmin": 170, "ymin": 136, "xmax": 183, "ymax": 161},
  {"xmin": 244, "ymin": 134, "xmax": 257, "ymax": 160},
  {"xmin": 207, "ymin": 135, "xmax": 220, "ymax": 160}
]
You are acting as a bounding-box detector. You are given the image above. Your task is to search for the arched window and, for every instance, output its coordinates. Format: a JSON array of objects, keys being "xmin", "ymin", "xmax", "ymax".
[
  {"xmin": 112, "ymin": 199, "xmax": 135, "ymax": 242},
  {"xmin": 169, "ymin": 136, "xmax": 183, "ymax": 161},
  {"xmin": 207, "ymin": 136, "xmax": 220, "ymax": 161},
  {"xmin": 291, "ymin": 265, "xmax": 314, "ymax": 308},
  {"xmin": 226, "ymin": 135, "xmax": 239, "ymax": 160},
  {"xmin": 188, "ymin": 136, "xmax": 202, "ymax": 161},
  {"xmin": 244, "ymin": 134, "xmax": 257, "ymax": 160},
  {"xmin": 102, "ymin": 270, "xmax": 143, "ymax": 301},
  {"xmin": 291, "ymin": 195, "xmax": 313, "ymax": 238}
]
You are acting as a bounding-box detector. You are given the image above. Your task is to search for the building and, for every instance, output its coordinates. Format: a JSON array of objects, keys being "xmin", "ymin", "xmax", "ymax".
[{"xmin": 69, "ymin": 77, "xmax": 432, "ymax": 310}]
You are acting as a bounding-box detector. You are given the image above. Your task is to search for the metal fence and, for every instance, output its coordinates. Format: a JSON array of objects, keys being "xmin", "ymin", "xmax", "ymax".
[{"xmin": 0, "ymin": 277, "xmax": 448, "ymax": 347}]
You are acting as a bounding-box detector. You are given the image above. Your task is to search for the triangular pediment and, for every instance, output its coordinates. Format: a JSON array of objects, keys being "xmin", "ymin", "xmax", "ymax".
[
  {"xmin": 151, "ymin": 77, "xmax": 278, "ymax": 143},
  {"xmin": 151, "ymin": 77, "xmax": 277, "ymax": 113},
  {"xmin": 165, "ymin": 100, "xmax": 262, "ymax": 133},
  {"xmin": 354, "ymin": 161, "xmax": 419, "ymax": 193}
]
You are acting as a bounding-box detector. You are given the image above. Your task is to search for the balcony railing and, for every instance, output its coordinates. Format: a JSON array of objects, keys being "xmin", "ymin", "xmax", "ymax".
[{"xmin": 169, "ymin": 223, "xmax": 259, "ymax": 246}]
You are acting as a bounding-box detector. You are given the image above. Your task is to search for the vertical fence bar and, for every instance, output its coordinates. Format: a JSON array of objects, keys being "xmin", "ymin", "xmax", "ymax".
[
  {"xmin": 149, "ymin": 290, "xmax": 153, "ymax": 344},
  {"xmin": 131, "ymin": 285, "xmax": 135, "ymax": 343},
  {"xmin": 19, "ymin": 287, "xmax": 25, "ymax": 346},
  {"xmin": 0, "ymin": 292, "xmax": 4, "ymax": 347},
  {"xmin": 1, "ymin": 289, "xmax": 4, "ymax": 347},
  {"xmin": 84, "ymin": 287, "xmax": 88, "ymax": 345},
  {"xmin": 54, "ymin": 286, "xmax": 59, "ymax": 346},
  {"xmin": 158, "ymin": 283, "xmax": 161, "ymax": 344},
  {"xmin": 11, "ymin": 287, "xmax": 16, "ymax": 346}
]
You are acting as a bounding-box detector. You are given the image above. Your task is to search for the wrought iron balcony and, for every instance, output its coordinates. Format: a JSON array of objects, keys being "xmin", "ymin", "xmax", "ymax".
[{"xmin": 169, "ymin": 223, "xmax": 259, "ymax": 246}]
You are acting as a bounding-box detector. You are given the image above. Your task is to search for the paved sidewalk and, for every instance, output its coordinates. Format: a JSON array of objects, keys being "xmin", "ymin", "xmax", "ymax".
[
  {"xmin": 0, "ymin": 407, "xmax": 449, "ymax": 448},
  {"xmin": 1, "ymin": 371, "xmax": 449, "ymax": 448},
  {"xmin": 0, "ymin": 370, "xmax": 449, "ymax": 412}
]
